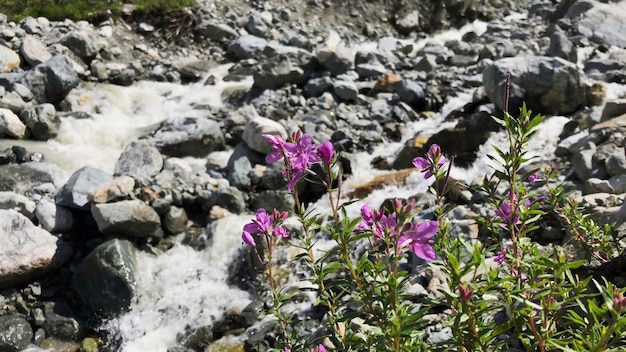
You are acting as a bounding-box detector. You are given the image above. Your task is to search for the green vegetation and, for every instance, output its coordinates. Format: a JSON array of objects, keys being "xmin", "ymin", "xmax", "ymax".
[{"xmin": 2, "ymin": 0, "xmax": 196, "ymax": 22}]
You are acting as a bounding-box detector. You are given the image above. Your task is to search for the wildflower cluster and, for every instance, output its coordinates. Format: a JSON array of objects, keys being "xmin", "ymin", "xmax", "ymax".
[{"xmin": 240, "ymin": 102, "xmax": 626, "ymax": 352}]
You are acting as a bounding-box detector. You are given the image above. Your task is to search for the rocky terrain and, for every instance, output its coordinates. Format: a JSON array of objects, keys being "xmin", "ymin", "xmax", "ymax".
[{"xmin": 1, "ymin": 0, "xmax": 626, "ymax": 351}]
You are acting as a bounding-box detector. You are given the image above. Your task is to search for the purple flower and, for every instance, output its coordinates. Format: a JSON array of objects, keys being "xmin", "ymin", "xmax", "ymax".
[
  {"xmin": 413, "ymin": 144, "xmax": 445, "ymax": 180},
  {"xmin": 285, "ymin": 348, "xmax": 291, "ymax": 352},
  {"xmin": 284, "ymin": 134, "xmax": 320, "ymax": 172},
  {"xmin": 317, "ymin": 141, "xmax": 335, "ymax": 165},
  {"xmin": 357, "ymin": 204, "xmax": 375, "ymax": 231},
  {"xmin": 263, "ymin": 134, "xmax": 287, "ymax": 164},
  {"xmin": 316, "ymin": 345, "xmax": 327, "ymax": 352},
  {"xmin": 398, "ymin": 220, "xmax": 438, "ymax": 261},
  {"xmin": 495, "ymin": 200, "xmax": 519, "ymax": 225},
  {"xmin": 528, "ymin": 172, "xmax": 538, "ymax": 184},
  {"xmin": 241, "ymin": 208, "xmax": 289, "ymax": 247},
  {"xmin": 494, "ymin": 247, "xmax": 507, "ymax": 264},
  {"xmin": 459, "ymin": 284, "xmax": 473, "ymax": 304}
]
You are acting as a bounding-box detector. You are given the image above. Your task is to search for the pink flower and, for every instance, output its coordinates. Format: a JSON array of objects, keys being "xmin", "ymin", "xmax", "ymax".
[
  {"xmin": 284, "ymin": 134, "xmax": 320, "ymax": 172},
  {"xmin": 528, "ymin": 172, "xmax": 539, "ymax": 184},
  {"xmin": 413, "ymin": 144, "xmax": 445, "ymax": 180},
  {"xmin": 263, "ymin": 134, "xmax": 287, "ymax": 164},
  {"xmin": 459, "ymin": 284, "xmax": 473, "ymax": 304},
  {"xmin": 494, "ymin": 247, "xmax": 507, "ymax": 264},
  {"xmin": 356, "ymin": 204, "xmax": 398, "ymax": 238},
  {"xmin": 496, "ymin": 192, "xmax": 531, "ymax": 226},
  {"xmin": 241, "ymin": 208, "xmax": 289, "ymax": 247},
  {"xmin": 285, "ymin": 348, "xmax": 291, "ymax": 352},
  {"xmin": 316, "ymin": 345, "xmax": 327, "ymax": 352},
  {"xmin": 398, "ymin": 220, "xmax": 438, "ymax": 261},
  {"xmin": 317, "ymin": 140, "xmax": 335, "ymax": 165}
]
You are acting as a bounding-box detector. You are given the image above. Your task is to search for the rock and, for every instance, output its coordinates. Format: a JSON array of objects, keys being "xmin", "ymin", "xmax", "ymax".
[
  {"xmin": 0, "ymin": 314, "xmax": 33, "ymax": 352},
  {"xmin": 250, "ymin": 190, "xmax": 295, "ymax": 212},
  {"xmin": 227, "ymin": 156, "xmax": 252, "ymax": 190},
  {"xmin": 44, "ymin": 301, "xmax": 83, "ymax": 340},
  {"xmin": 151, "ymin": 116, "xmax": 225, "ymax": 157},
  {"xmin": 55, "ymin": 166, "xmax": 113, "ymax": 210},
  {"xmin": 163, "ymin": 206, "xmax": 187, "ymax": 234},
  {"xmin": 21, "ymin": 55, "xmax": 80, "ymax": 104},
  {"xmin": 546, "ymin": 24, "xmax": 577, "ymax": 63},
  {"xmin": 483, "ymin": 56, "xmax": 586, "ymax": 115},
  {"xmin": 88, "ymin": 176, "xmax": 135, "ymax": 204},
  {"xmin": 0, "ymin": 162, "xmax": 63, "ymax": 193},
  {"xmin": 578, "ymin": 1, "xmax": 626, "ymax": 48},
  {"xmin": 35, "ymin": 199, "xmax": 74, "ymax": 233},
  {"xmin": 253, "ymin": 54, "xmax": 306, "ymax": 90},
  {"xmin": 0, "ymin": 90, "xmax": 36, "ymax": 113},
  {"xmin": 60, "ymin": 28, "xmax": 105, "ymax": 59},
  {"xmin": 0, "ymin": 191, "xmax": 36, "ymax": 220},
  {"xmin": 20, "ymin": 103, "xmax": 60, "ymax": 140},
  {"xmin": 0, "ymin": 108, "xmax": 27, "ymax": 139},
  {"xmin": 303, "ymin": 77, "xmax": 333, "ymax": 98},
  {"xmin": 0, "ymin": 45, "xmax": 20, "ymax": 73},
  {"xmin": 210, "ymin": 187, "xmax": 246, "ymax": 214},
  {"xmin": 609, "ymin": 175, "xmax": 626, "ymax": 194},
  {"xmin": 571, "ymin": 148, "xmax": 607, "ymax": 181},
  {"xmin": 174, "ymin": 59, "xmax": 218, "ymax": 81},
  {"xmin": 394, "ymin": 10, "xmax": 420, "ymax": 34},
  {"xmin": 228, "ymin": 35, "xmax": 267, "ymax": 60},
  {"xmin": 246, "ymin": 14, "xmax": 269, "ymax": 38},
  {"xmin": 601, "ymin": 99, "xmax": 626, "ymax": 122},
  {"xmin": 20, "ymin": 35, "xmax": 52, "ymax": 66},
  {"xmin": 606, "ymin": 151, "xmax": 626, "ymax": 176},
  {"xmin": 0, "ymin": 209, "xmax": 73, "ymax": 288},
  {"xmin": 316, "ymin": 30, "xmax": 353, "ymax": 76},
  {"xmin": 242, "ymin": 117, "xmax": 288, "ymax": 154},
  {"xmin": 92, "ymin": 200, "xmax": 161, "ymax": 238},
  {"xmin": 114, "ymin": 141, "xmax": 163, "ymax": 180},
  {"xmin": 584, "ymin": 178, "xmax": 613, "ymax": 194},
  {"xmin": 72, "ymin": 239, "xmax": 138, "ymax": 318},
  {"xmin": 333, "ymin": 80, "xmax": 359, "ymax": 101},
  {"xmin": 195, "ymin": 21, "xmax": 238, "ymax": 42}
]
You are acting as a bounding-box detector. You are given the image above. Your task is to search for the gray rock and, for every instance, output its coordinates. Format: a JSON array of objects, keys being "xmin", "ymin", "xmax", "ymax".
[
  {"xmin": 333, "ymin": 80, "xmax": 359, "ymax": 101},
  {"xmin": 316, "ymin": 31, "xmax": 353, "ymax": 76},
  {"xmin": 355, "ymin": 62, "xmax": 386, "ymax": 79},
  {"xmin": 0, "ymin": 45, "xmax": 20, "ymax": 73},
  {"xmin": 228, "ymin": 156, "xmax": 252, "ymax": 190},
  {"xmin": 394, "ymin": 10, "xmax": 420, "ymax": 34},
  {"xmin": 571, "ymin": 148, "xmax": 607, "ymax": 181},
  {"xmin": 114, "ymin": 141, "xmax": 163, "ymax": 180},
  {"xmin": 253, "ymin": 54, "xmax": 306, "ymax": 90},
  {"xmin": 210, "ymin": 187, "xmax": 246, "ymax": 214},
  {"xmin": 578, "ymin": 1, "xmax": 626, "ymax": 48},
  {"xmin": 250, "ymin": 190, "xmax": 294, "ymax": 213},
  {"xmin": 151, "ymin": 116, "xmax": 225, "ymax": 157},
  {"xmin": 546, "ymin": 25, "xmax": 577, "ymax": 63},
  {"xmin": 584, "ymin": 59, "xmax": 625, "ymax": 74},
  {"xmin": 0, "ymin": 209, "xmax": 73, "ymax": 288},
  {"xmin": 72, "ymin": 239, "xmax": 138, "ymax": 318},
  {"xmin": 92, "ymin": 200, "xmax": 161, "ymax": 238},
  {"xmin": 610, "ymin": 175, "xmax": 626, "ymax": 194},
  {"xmin": 55, "ymin": 166, "xmax": 113, "ymax": 210},
  {"xmin": 21, "ymin": 55, "xmax": 79, "ymax": 104},
  {"xmin": 44, "ymin": 302, "xmax": 82, "ymax": 340},
  {"xmin": 246, "ymin": 14, "xmax": 269, "ymax": 37},
  {"xmin": 59, "ymin": 28, "xmax": 105, "ymax": 59},
  {"xmin": 0, "ymin": 90, "xmax": 35, "ymax": 113},
  {"xmin": 483, "ymin": 56, "xmax": 586, "ymax": 115},
  {"xmin": 195, "ymin": 21, "xmax": 238, "ymax": 42},
  {"xmin": 173, "ymin": 59, "xmax": 218, "ymax": 81},
  {"xmin": 163, "ymin": 206, "xmax": 188, "ymax": 235},
  {"xmin": 20, "ymin": 35, "xmax": 52, "ymax": 66},
  {"xmin": 396, "ymin": 80, "xmax": 426, "ymax": 109},
  {"xmin": 0, "ymin": 108, "xmax": 27, "ymax": 138},
  {"xmin": 228, "ymin": 35, "xmax": 267, "ymax": 60},
  {"xmin": 0, "ymin": 162, "xmax": 62, "ymax": 193},
  {"xmin": 606, "ymin": 151, "xmax": 626, "ymax": 176},
  {"xmin": 20, "ymin": 103, "xmax": 60, "ymax": 140},
  {"xmin": 601, "ymin": 99, "xmax": 626, "ymax": 122},
  {"xmin": 88, "ymin": 176, "xmax": 135, "ymax": 204},
  {"xmin": 415, "ymin": 55, "xmax": 437, "ymax": 73},
  {"xmin": 0, "ymin": 191, "xmax": 36, "ymax": 220},
  {"xmin": 35, "ymin": 199, "xmax": 74, "ymax": 233},
  {"xmin": 584, "ymin": 178, "xmax": 613, "ymax": 194},
  {"xmin": 242, "ymin": 117, "xmax": 288, "ymax": 154},
  {"xmin": 303, "ymin": 77, "xmax": 333, "ymax": 98},
  {"xmin": 0, "ymin": 315, "xmax": 33, "ymax": 352}
]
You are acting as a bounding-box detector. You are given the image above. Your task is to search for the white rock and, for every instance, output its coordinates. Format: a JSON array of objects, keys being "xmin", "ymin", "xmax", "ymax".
[
  {"xmin": 0, "ymin": 45, "xmax": 20, "ymax": 73},
  {"xmin": 242, "ymin": 117, "xmax": 288, "ymax": 154},
  {"xmin": 0, "ymin": 108, "xmax": 27, "ymax": 139}
]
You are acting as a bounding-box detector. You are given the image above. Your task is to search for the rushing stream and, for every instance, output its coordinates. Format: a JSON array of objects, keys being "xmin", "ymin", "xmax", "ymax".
[{"xmin": 11, "ymin": 18, "xmax": 626, "ymax": 352}]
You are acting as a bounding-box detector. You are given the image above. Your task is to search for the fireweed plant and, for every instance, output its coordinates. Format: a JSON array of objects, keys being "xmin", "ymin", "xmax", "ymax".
[{"xmin": 241, "ymin": 106, "xmax": 626, "ymax": 351}]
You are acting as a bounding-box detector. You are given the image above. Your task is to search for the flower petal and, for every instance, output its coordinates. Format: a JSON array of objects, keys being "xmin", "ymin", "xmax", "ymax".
[
  {"xmin": 416, "ymin": 221, "xmax": 438, "ymax": 240},
  {"xmin": 412, "ymin": 157, "xmax": 429, "ymax": 169},
  {"xmin": 412, "ymin": 243, "xmax": 436, "ymax": 261}
]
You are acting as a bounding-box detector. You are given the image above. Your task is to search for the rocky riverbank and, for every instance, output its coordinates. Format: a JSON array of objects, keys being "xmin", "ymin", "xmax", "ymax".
[{"xmin": 1, "ymin": 0, "xmax": 626, "ymax": 351}]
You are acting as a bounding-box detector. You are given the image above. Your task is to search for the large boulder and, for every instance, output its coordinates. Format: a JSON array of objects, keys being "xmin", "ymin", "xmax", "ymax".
[
  {"xmin": 20, "ymin": 35, "xmax": 52, "ymax": 66},
  {"xmin": 151, "ymin": 116, "xmax": 225, "ymax": 157},
  {"xmin": 91, "ymin": 200, "xmax": 161, "ymax": 238},
  {"xmin": 72, "ymin": 239, "xmax": 138, "ymax": 318},
  {"xmin": 20, "ymin": 55, "xmax": 80, "ymax": 105},
  {"xmin": 483, "ymin": 56, "xmax": 586, "ymax": 115},
  {"xmin": 0, "ymin": 108, "xmax": 27, "ymax": 139},
  {"xmin": 59, "ymin": 28, "xmax": 106, "ymax": 59},
  {"xmin": 228, "ymin": 35, "xmax": 268, "ymax": 60},
  {"xmin": 0, "ymin": 162, "xmax": 63, "ymax": 193},
  {"xmin": 0, "ymin": 209, "xmax": 73, "ymax": 288},
  {"xmin": 55, "ymin": 166, "xmax": 113, "ymax": 210}
]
